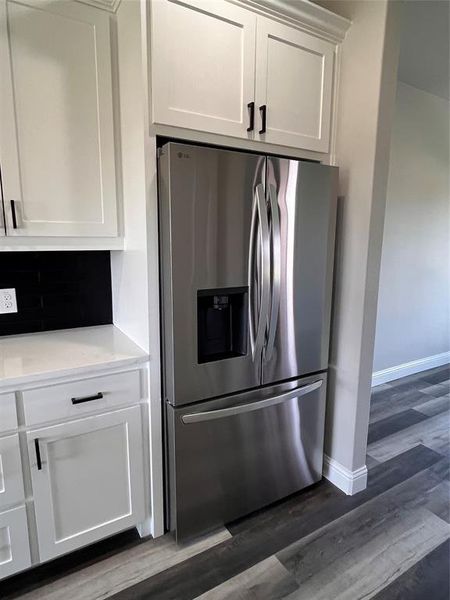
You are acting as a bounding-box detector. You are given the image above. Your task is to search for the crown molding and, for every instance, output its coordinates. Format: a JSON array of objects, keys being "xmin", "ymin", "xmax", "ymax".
[
  {"xmin": 234, "ymin": 0, "xmax": 351, "ymax": 42},
  {"xmin": 75, "ymin": 0, "xmax": 121, "ymax": 13},
  {"xmin": 75, "ymin": 0, "xmax": 350, "ymax": 38}
]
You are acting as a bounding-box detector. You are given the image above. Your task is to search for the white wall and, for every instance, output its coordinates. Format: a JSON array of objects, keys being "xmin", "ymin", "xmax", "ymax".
[
  {"xmin": 373, "ymin": 82, "xmax": 450, "ymax": 373},
  {"xmin": 317, "ymin": 0, "xmax": 402, "ymax": 484}
]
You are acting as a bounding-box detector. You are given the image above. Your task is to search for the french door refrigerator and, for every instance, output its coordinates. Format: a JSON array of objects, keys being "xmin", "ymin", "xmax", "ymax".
[{"xmin": 158, "ymin": 142, "xmax": 338, "ymax": 541}]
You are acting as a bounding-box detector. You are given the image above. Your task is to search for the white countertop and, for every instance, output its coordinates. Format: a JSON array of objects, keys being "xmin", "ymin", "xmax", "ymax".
[{"xmin": 0, "ymin": 325, "xmax": 149, "ymax": 389}]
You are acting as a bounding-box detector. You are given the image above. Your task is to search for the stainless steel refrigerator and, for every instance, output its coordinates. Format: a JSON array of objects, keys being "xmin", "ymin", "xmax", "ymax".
[{"xmin": 158, "ymin": 142, "xmax": 337, "ymax": 541}]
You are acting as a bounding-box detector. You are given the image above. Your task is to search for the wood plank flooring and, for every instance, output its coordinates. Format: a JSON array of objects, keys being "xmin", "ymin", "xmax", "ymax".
[{"xmin": 2, "ymin": 364, "xmax": 449, "ymax": 600}]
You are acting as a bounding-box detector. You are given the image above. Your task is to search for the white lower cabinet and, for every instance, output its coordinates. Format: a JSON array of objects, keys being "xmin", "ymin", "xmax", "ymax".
[
  {"xmin": 28, "ymin": 405, "xmax": 145, "ymax": 562},
  {"xmin": 0, "ymin": 506, "xmax": 31, "ymax": 579},
  {"xmin": 0, "ymin": 434, "xmax": 25, "ymax": 509}
]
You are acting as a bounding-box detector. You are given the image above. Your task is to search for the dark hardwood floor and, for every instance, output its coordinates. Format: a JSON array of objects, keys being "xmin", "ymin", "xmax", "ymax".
[{"xmin": 2, "ymin": 364, "xmax": 449, "ymax": 600}]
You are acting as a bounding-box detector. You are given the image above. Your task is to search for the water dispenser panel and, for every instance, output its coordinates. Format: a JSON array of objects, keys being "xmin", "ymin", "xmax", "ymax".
[{"xmin": 197, "ymin": 287, "xmax": 248, "ymax": 364}]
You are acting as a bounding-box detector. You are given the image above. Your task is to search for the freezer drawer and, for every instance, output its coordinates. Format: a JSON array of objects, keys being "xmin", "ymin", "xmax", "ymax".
[{"xmin": 166, "ymin": 373, "xmax": 327, "ymax": 541}]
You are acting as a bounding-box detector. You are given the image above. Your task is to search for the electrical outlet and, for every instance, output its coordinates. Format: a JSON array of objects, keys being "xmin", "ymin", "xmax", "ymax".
[{"xmin": 0, "ymin": 288, "xmax": 18, "ymax": 314}]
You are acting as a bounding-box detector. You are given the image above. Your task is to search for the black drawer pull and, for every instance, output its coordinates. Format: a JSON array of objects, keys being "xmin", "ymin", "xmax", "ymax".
[
  {"xmin": 247, "ymin": 101, "xmax": 255, "ymax": 132},
  {"xmin": 259, "ymin": 105, "xmax": 267, "ymax": 134},
  {"xmin": 71, "ymin": 392, "xmax": 104, "ymax": 405},
  {"xmin": 35, "ymin": 438, "xmax": 42, "ymax": 470}
]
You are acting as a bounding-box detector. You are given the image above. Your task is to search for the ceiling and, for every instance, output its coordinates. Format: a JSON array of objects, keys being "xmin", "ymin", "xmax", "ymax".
[
  {"xmin": 313, "ymin": 0, "xmax": 449, "ymax": 99},
  {"xmin": 398, "ymin": 0, "xmax": 450, "ymax": 100}
]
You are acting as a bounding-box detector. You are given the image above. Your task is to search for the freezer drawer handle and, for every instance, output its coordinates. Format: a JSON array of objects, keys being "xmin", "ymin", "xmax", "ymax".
[{"xmin": 181, "ymin": 379, "xmax": 323, "ymax": 424}]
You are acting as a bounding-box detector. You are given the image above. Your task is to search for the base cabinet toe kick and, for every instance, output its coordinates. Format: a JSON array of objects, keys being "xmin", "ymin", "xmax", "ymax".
[{"xmin": 0, "ymin": 367, "xmax": 151, "ymax": 581}]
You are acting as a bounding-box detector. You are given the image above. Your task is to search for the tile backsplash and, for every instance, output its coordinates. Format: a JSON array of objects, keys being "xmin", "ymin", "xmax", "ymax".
[{"xmin": 0, "ymin": 252, "xmax": 113, "ymax": 336}]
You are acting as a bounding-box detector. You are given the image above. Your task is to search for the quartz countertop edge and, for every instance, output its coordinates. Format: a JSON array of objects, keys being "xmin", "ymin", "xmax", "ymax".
[{"xmin": 0, "ymin": 325, "xmax": 149, "ymax": 390}]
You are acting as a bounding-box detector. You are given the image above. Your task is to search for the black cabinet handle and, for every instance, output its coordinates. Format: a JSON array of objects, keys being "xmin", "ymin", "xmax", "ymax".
[
  {"xmin": 247, "ymin": 102, "xmax": 255, "ymax": 132},
  {"xmin": 259, "ymin": 105, "xmax": 267, "ymax": 134},
  {"xmin": 35, "ymin": 438, "xmax": 42, "ymax": 470},
  {"xmin": 71, "ymin": 392, "xmax": 104, "ymax": 405},
  {"xmin": 10, "ymin": 200, "xmax": 17, "ymax": 229}
]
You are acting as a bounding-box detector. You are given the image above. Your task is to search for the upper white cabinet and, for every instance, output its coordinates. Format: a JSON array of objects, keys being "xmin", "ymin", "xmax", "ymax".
[
  {"xmin": 151, "ymin": 0, "xmax": 256, "ymax": 139},
  {"xmin": 150, "ymin": 0, "xmax": 338, "ymax": 153},
  {"xmin": 0, "ymin": 0, "xmax": 118, "ymax": 238},
  {"xmin": 255, "ymin": 17, "xmax": 334, "ymax": 152}
]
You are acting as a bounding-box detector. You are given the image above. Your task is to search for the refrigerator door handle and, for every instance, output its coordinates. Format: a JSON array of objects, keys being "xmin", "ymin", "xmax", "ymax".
[
  {"xmin": 181, "ymin": 379, "xmax": 323, "ymax": 423},
  {"xmin": 265, "ymin": 183, "xmax": 281, "ymax": 361},
  {"xmin": 248, "ymin": 183, "xmax": 271, "ymax": 361},
  {"xmin": 248, "ymin": 185, "xmax": 259, "ymax": 358}
]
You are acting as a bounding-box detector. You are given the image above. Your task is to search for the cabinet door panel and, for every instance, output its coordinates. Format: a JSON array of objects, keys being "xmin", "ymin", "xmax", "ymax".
[
  {"xmin": 0, "ymin": 506, "xmax": 31, "ymax": 580},
  {"xmin": 151, "ymin": 0, "xmax": 256, "ymax": 138},
  {"xmin": 28, "ymin": 406, "xmax": 145, "ymax": 561},
  {"xmin": 0, "ymin": 434, "xmax": 25, "ymax": 510},
  {"xmin": 0, "ymin": 0, "xmax": 117, "ymax": 237},
  {"xmin": 255, "ymin": 17, "xmax": 334, "ymax": 152},
  {"xmin": 0, "ymin": 393, "xmax": 17, "ymax": 434}
]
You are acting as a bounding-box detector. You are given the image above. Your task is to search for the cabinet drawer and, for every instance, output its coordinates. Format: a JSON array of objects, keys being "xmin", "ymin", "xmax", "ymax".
[
  {"xmin": 22, "ymin": 371, "xmax": 141, "ymax": 426},
  {"xmin": 0, "ymin": 505, "xmax": 31, "ymax": 580},
  {"xmin": 0, "ymin": 434, "xmax": 25, "ymax": 509},
  {"xmin": 0, "ymin": 393, "xmax": 17, "ymax": 433}
]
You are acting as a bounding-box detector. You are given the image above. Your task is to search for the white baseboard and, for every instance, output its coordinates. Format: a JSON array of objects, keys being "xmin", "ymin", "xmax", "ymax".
[
  {"xmin": 372, "ymin": 351, "xmax": 450, "ymax": 387},
  {"xmin": 323, "ymin": 455, "xmax": 368, "ymax": 495}
]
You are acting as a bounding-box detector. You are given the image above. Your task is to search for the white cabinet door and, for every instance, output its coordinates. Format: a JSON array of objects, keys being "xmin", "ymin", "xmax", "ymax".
[
  {"xmin": 0, "ymin": 0, "xmax": 117, "ymax": 237},
  {"xmin": 28, "ymin": 406, "xmax": 145, "ymax": 561},
  {"xmin": 0, "ymin": 393, "xmax": 17, "ymax": 434},
  {"xmin": 151, "ymin": 0, "xmax": 256, "ymax": 138},
  {"xmin": 0, "ymin": 506, "xmax": 31, "ymax": 579},
  {"xmin": 0, "ymin": 434, "xmax": 25, "ymax": 510},
  {"xmin": 255, "ymin": 17, "xmax": 335, "ymax": 152}
]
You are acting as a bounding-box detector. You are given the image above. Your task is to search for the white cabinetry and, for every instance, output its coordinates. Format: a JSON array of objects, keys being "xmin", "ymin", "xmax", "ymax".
[
  {"xmin": 0, "ymin": 434, "xmax": 25, "ymax": 509},
  {"xmin": 28, "ymin": 405, "xmax": 145, "ymax": 561},
  {"xmin": 0, "ymin": 392, "xmax": 30, "ymax": 580},
  {"xmin": 0, "ymin": 361, "xmax": 150, "ymax": 580},
  {"xmin": 151, "ymin": 0, "xmax": 256, "ymax": 138},
  {"xmin": 0, "ymin": 393, "xmax": 17, "ymax": 433},
  {"xmin": 255, "ymin": 17, "xmax": 334, "ymax": 152},
  {"xmin": 0, "ymin": 506, "xmax": 31, "ymax": 579},
  {"xmin": 0, "ymin": 0, "xmax": 118, "ymax": 238},
  {"xmin": 151, "ymin": 0, "xmax": 338, "ymax": 153}
]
